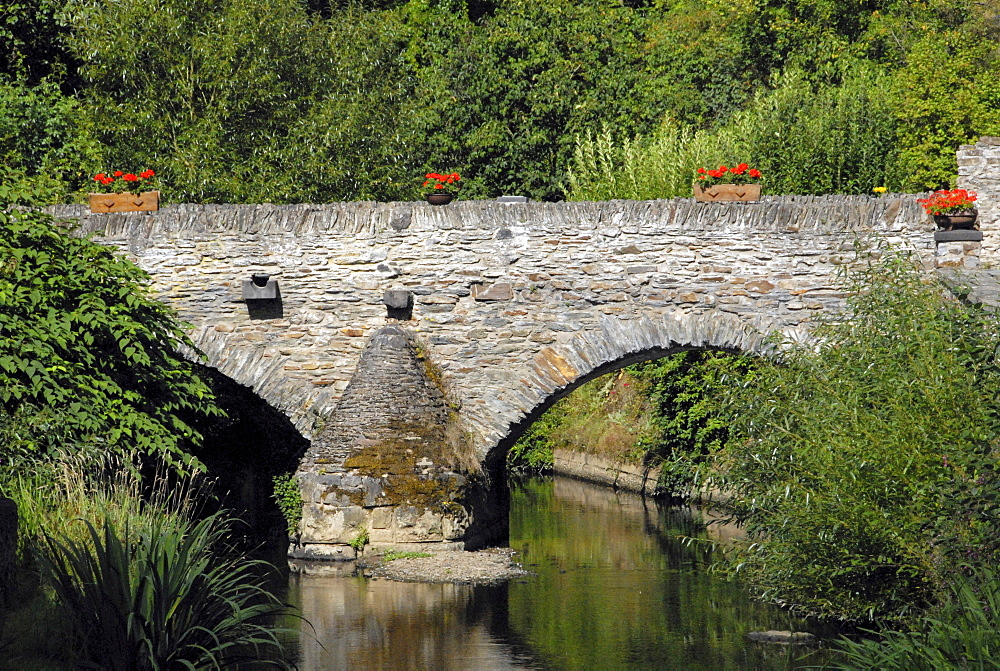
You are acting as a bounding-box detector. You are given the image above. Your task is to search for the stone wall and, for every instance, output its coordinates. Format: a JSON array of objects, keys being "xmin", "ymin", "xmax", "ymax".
[
  {"xmin": 292, "ymin": 325, "xmax": 500, "ymax": 558},
  {"xmin": 40, "ymin": 194, "xmax": 957, "ymax": 553},
  {"xmin": 553, "ymin": 449, "xmax": 660, "ymax": 496},
  {"xmin": 957, "ymin": 137, "xmax": 1000, "ymax": 260},
  {"xmin": 48, "ymin": 194, "xmax": 934, "ymax": 463}
]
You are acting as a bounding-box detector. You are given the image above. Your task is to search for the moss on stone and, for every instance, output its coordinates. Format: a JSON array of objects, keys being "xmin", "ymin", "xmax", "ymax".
[{"xmin": 344, "ymin": 420, "xmax": 465, "ymax": 511}]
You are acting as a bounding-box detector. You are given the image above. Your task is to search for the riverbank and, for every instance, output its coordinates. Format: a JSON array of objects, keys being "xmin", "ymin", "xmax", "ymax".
[{"xmin": 358, "ymin": 547, "xmax": 531, "ymax": 584}]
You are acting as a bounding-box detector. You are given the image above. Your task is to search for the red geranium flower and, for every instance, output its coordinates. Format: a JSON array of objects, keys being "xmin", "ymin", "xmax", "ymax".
[
  {"xmin": 693, "ymin": 162, "xmax": 762, "ymax": 190},
  {"xmin": 423, "ymin": 171, "xmax": 461, "ymax": 194}
]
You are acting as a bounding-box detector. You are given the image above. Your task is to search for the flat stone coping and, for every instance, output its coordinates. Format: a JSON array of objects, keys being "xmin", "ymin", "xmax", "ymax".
[{"xmin": 935, "ymin": 230, "xmax": 983, "ymax": 242}]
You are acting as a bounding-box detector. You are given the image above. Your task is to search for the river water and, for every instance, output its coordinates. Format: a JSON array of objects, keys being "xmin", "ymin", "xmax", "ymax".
[{"xmin": 279, "ymin": 476, "xmax": 835, "ymax": 669}]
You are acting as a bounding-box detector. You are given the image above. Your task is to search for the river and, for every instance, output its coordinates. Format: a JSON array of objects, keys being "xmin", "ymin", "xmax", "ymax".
[{"xmin": 278, "ymin": 476, "xmax": 836, "ymax": 669}]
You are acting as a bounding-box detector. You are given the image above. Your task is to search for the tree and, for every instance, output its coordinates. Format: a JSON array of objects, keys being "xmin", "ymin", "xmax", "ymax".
[{"xmin": 0, "ymin": 183, "xmax": 221, "ymax": 471}]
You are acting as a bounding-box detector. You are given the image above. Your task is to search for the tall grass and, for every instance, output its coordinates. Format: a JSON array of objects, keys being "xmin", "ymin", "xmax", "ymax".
[
  {"xmin": 567, "ymin": 63, "xmax": 901, "ymax": 200},
  {"xmin": 2, "ymin": 453, "xmax": 204, "ymax": 560},
  {"xmin": 832, "ymin": 569, "xmax": 1000, "ymax": 669},
  {"xmin": 41, "ymin": 512, "xmax": 290, "ymax": 669},
  {"xmin": 566, "ymin": 118, "xmax": 745, "ymax": 201},
  {"xmin": 0, "ymin": 453, "xmax": 293, "ymax": 667}
]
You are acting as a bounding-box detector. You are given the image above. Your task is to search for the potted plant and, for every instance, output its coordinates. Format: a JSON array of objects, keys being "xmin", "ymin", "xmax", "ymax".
[
  {"xmin": 89, "ymin": 170, "xmax": 159, "ymax": 213},
  {"xmin": 423, "ymin": 172, "xmax": 461, "ymax": 205},
  {"xmin": 917, "ymin": 188, "xmax": 978, "ymax": 230},
  {"xmin": 693, "ymin": 163, "xmax": 762, "ymax": 202}
]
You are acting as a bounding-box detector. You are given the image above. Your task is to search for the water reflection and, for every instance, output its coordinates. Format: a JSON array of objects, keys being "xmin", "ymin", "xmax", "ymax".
[
  {"xmin": 283, "ymin": 476, "xmax": 833, "ymax": 669},
  {"xmin": 287, "ymin": 576, "xmax": 539, "ymax": 669}
]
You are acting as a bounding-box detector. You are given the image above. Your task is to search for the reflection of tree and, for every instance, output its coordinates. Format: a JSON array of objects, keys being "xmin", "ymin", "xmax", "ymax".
[
  {"xmin": 507, "ymin": 477, "xmax": 815, "ymax": 669},
  {"xmin": 284, "ymin": 477, "xmax": 826, "ymax": 670}
]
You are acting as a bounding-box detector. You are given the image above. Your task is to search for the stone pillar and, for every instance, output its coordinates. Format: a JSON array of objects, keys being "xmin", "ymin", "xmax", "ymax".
[
  {"xmin": 0, "ymin": 497, "xmax": 17, "ymax": 608},
  {"xmin": 290, "ymin": 326, "xmax": 502, "ymax": 565},
  {"xmin": 934, "ymin": 230, "xmax": 982, "ymax": 269},
  {"xmin": 957, "ymin": 137, "xmax": 1000, "ymax": 265}
]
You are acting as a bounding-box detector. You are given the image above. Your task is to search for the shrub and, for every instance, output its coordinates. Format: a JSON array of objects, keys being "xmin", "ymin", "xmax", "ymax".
[
  {"xmin": 0, "ymin": 186, "xmax": 222, "ymax": 472},
  {"xmin": 715, "ymin": 246, "xmax": 1000, "ymax": 622},
  {"xmin": 272, "ymin": 472, "xmax": 303, "ymax": 539}
]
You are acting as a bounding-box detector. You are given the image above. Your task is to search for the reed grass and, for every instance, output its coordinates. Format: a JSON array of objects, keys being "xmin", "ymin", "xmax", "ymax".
[
  {"xmin": 40, "ymin": 512, "xmax": 290, "ymax": 669},
  {"xmin": 831, "ymin": 569, "xmax": 1000, "ymax": 669},
  {"xmin": 2, "ymin": 452, "xmax": 206, "ymax": 560}
]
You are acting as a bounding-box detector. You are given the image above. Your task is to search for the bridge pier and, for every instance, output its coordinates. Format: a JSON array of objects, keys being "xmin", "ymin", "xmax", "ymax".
[{"xmin": 290, "ymin": 326, "xmax": 506, "ymax": 563}]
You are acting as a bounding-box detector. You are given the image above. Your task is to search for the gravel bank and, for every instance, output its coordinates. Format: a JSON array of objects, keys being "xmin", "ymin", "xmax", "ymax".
[{"xmin": 358, "ymin": 547, "xmax": 532, "ymax": 584}]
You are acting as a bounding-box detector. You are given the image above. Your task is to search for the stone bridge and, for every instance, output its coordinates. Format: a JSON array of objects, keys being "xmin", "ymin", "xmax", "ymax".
[{"xmin": 47, "ymin": 138, "xmax": 999, "ymax": 557}]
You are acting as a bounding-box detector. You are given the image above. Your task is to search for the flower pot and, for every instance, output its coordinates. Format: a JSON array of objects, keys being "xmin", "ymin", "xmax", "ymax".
[
  {"xmin": 89, "ymin": 191, "xmax": 159, "ymax": 213},
  {"xmin": 425, "ymin": 192, "xmax": 454, "ymax": 205},
  {"xmin": 933, "ymin": 211, "xmax": 978, "ymax": 231},
  {"xmin": 693, "ymin": 183, "xmax": 761, "ymax": 203}
]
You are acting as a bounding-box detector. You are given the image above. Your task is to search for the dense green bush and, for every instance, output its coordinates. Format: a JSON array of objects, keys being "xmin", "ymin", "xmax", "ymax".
[
  {"xmin": 0, "ymin": 185, "xmax": 221, "ymax": 471},
  {"xmin": 567, "ymin": 63, "xmax": 902, "ymax": 199},
  {"xmin": 629, "ymin": 351, "xmax": 758, "ymax": 497},
  {"xmin": 715, "ymin": 247, "xmax": 1000, "ymax": 623},
  {"xmin": 0, "ymin": 78, "xmax": 102, "ymax": 203}
]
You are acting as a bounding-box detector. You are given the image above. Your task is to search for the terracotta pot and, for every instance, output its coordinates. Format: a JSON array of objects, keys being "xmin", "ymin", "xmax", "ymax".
[
  {"xmin": 693, "ymin": 183, "xmax": 761, "ymax": 203},
  {"xmin": 89, "ymin": 191, "xmax": 159, "ymax": 213},
  {"xmin": 933, "ymin": 211, "xmax": 978, "ymax": 230},
  {"xmin": 425, "ymin": 192, "xmax": 454, "ymax": 205}
]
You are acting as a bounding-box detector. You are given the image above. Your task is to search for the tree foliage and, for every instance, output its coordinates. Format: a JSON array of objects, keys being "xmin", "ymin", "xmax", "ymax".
[
  {"xmin": 715, "ymin": 247, "xmax": 1000, "ymax": 623},
  {"xmin": 4, "ymin": 0, "xmax": 997, "ymax": 200},
  {"xmin": 0, "ymin": 184, "xmax": 221, "ymax": 471}
]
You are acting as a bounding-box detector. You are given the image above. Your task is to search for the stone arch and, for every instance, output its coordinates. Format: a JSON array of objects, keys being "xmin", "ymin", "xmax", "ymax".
[
  {"xmin": 182, "ymin": 325, "xmax": 344, "ymax": 439},
  {"xmin": 179, "ymin": 360, "xmax": 311, "ymax": 544},
  {"xmin": 474, "ymin": 310, "xmax": 805, "ymax": 473}
]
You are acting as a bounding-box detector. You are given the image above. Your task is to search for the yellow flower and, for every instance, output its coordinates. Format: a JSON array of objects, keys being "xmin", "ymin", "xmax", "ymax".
[{"xmin": 873, "ymin": 186, "xmax": 887, "ymax": 194}]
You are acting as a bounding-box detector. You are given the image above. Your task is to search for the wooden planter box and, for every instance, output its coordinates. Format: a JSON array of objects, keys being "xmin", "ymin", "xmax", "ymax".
[
  {"xmin": 89, "ymin": 191, "xmax": 159, "ymax": 213},
  {"xmin": 693, "ymin": 183, "xmax": 761, "ymax": 203}
]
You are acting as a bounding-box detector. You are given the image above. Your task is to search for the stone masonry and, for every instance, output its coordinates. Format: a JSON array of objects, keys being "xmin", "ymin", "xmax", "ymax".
[
  {"xmin": 958, "ymin": 137, "xmax": 1000, "ymax": 260},
  {"xmin": 292, "ymin": 325, "xmax": 488, "ymax": 559},
  {"xmin": 46, "ymin": 189, "xmax": 991, "ymax": 552}
]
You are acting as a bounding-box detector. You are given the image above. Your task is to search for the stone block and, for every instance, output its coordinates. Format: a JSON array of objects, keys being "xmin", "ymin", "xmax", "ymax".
[
  {"xmin": 496, "ymin": 195, "xmax": 529, "ymax": 203},
  {"xmin": 389, "ymin": 207, "xmax": 412, "ymax": 231},
  {"xmin": 471, "ymin": 282, "xmax": 514, "ymax": 301},
  {"xmin": 396, "ymin": 506, "xmax": 420, "ymax": 527},
  {"xmin": 934, "ymin": 230, "xmax": 983, "ymax": 242},
  {"xmin": 242, "ymin": 276, "xmax": 278, "ymax": 300},
  {"xmin": 383, "ymin": 289, "xmax": 414, "ymax": 309},
  {"xmin": 371, "ymin": 507, "xmax": 393, "ymax": 529}
]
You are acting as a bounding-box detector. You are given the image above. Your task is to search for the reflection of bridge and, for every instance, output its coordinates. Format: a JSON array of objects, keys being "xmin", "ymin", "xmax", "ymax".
[{"xmin": 51, "ymin": 188, "xmax": 970, "ymax": 555}]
